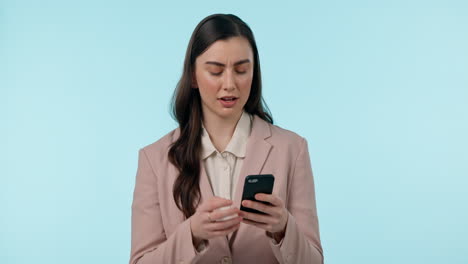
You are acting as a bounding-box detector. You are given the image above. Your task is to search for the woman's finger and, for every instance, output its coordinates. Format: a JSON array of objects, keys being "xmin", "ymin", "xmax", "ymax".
[
  {"xmin": 241, "ymin": 200, "xmax": 276, "ymax": 216},
  {"xmin": 254, "ymin": 193, "xmax": 283, "ymax": 207},
  {"xmin": 211, "ymin": 222, "xmax": 241, "ymax": 237},
  {"xmin": 206, "ymin": 216, "xmax": 243, "ymax": 231},
  {"xmin": 200, "ymin": 197, "xmax": 233, "ymax": 212},
  {"xmin": 209, "ymin": 207, "xmax": 240, "ymax": 221},
  {"xmin": 239, "ymin": 209, "xmax": 276, "ymax": 225}
]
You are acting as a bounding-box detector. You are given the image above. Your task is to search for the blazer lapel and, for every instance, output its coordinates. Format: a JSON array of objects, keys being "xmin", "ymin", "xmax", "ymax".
[
  {"xmin": 228, "ymin": 115, "xmax": 272, "ymax": 241},
  {"xmin": 199, "ymin": 163, "xmax": 215, "ymax": 201}
]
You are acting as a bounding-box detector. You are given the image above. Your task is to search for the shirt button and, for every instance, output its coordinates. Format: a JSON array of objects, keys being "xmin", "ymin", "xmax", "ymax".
[
  {"xmin": 221, "ymin": 256, "xmax": 231, "ymax": 264},
  {"xmin": 222, "ymin": 153, "xmax": 227, "ymax": 158}
]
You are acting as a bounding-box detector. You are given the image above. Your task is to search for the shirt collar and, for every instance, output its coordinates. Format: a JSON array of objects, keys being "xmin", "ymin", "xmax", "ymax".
[{"xmin": 201, "ymin": 111, "xmax": 252, "ymax": 159}]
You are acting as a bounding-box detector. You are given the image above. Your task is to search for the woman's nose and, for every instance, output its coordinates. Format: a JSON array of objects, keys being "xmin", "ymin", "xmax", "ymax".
[{"xmin": 222, "ymin": 70, "xmax": 235, "ymax": 91}]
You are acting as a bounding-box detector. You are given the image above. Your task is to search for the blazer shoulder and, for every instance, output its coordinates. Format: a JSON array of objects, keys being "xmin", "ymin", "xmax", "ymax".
[
  {"xmin": 139, "ymin": 128, "xmax": 178, "ymax": 164},
  {"xmin": 268, "ymin": 122, "xmax": 306, "ymax": 148}
]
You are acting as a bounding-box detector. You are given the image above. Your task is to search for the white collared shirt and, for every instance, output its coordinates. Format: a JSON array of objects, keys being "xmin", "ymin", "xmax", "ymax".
[{"xmin": 201, "ymin": 111, "xmax": 252, "ymax": 200}]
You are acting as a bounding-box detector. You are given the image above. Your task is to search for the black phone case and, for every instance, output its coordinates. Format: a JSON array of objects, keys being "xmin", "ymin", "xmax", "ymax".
[{"xmin": 240, "ymin": 174, "xmax": 275, "ymax": 215}]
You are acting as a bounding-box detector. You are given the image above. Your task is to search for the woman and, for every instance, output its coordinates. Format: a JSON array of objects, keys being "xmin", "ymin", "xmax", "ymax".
[{"xmin": 130, "ymin": 14, "xmax": 323, "ymax": 264}]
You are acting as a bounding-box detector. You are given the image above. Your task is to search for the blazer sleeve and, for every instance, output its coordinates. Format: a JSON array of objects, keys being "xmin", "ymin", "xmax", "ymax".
[
  {"xmin": 129, "ymin": 148, "xmax": 209, "ymax": 264},
  {"xmin": 269, "ymin": 137, "xmax": 324, "ymax": 264}
]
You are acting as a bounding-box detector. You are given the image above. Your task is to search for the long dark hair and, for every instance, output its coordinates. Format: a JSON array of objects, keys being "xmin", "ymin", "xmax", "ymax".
[{"xmin": 169, "ymin": 14, "xmax": 273, "ymax": 219}]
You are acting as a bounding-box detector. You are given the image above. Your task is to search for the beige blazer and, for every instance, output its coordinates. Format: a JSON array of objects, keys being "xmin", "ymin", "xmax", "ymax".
[{"xmin": 130, "ymin": 115, "xmax": 324, "ymax": 264}]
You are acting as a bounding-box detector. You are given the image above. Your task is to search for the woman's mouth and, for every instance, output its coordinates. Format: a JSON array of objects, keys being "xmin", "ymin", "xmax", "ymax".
[{"xmin": 218, "ymin": 97, "xmax": 238, "ymax": 108}]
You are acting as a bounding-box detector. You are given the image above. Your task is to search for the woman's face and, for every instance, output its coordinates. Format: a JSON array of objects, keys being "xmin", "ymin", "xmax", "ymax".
[{"xmin": 193, "ymin": 36, "xmax": 254, "ymax": 122}]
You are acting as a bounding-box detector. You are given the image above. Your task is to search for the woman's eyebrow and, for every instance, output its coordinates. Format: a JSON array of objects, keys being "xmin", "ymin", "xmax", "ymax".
[{"xmin": 205, "ymin": 59, "xmax": 251, "ymax": 67}]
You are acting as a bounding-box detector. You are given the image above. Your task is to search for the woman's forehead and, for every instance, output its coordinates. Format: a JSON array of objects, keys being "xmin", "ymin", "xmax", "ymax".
[{"xmin": 198, "ymin": 37, "xmax": 253, "ymax": 64}]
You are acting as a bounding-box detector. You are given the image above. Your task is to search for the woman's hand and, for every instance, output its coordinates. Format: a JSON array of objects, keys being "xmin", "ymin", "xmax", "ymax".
[
  {"xmin": 190, "ymin": 197, "xmax": 243, "ymax": 245},
  {"xmin": 239, "ymin": 193, "xmax": 288, "ymax": 242}
]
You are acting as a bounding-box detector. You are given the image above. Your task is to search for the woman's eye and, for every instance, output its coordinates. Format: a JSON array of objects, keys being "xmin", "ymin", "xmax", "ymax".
[{"xmin": 209, "ymin": 69, "xmax": 246, "ymax": 76}]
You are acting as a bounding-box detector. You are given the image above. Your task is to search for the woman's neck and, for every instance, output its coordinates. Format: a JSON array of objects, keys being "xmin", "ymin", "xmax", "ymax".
[{"xmin": 202, "ymin": 111, "xmax": 243, "ymax": 152}]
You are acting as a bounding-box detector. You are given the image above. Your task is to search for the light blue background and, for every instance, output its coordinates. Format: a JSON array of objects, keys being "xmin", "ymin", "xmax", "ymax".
[{"xmin": 2, "ymin": 0, "xmax": 467, "ymax": 263}]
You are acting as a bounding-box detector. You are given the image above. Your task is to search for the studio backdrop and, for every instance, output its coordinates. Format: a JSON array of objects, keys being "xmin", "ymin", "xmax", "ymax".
[{"xmin": 2, "ymin": 1, "xmax": 468, "ymax": 263}]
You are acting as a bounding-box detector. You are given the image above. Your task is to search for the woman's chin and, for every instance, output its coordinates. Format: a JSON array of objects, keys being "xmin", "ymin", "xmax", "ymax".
[{"xmin": 216, "ymin": 108, "xmax": 243, "ymax": 119}]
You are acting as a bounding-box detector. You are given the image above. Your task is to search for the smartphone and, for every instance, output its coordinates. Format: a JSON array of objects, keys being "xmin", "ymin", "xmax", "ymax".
[{"xmin": 240, "ymin": 174, "xmax": 275, "ymax": 215}]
